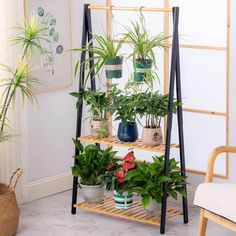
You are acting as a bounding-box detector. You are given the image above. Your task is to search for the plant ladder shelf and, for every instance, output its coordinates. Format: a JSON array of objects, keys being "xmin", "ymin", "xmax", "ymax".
[
  {"xmin": 74, "ymin": 195, "xmax": 182, "ymax": 226},
  {"xmin": 78, "ymin": 135, "xmax": 179, "ymax": 153}
]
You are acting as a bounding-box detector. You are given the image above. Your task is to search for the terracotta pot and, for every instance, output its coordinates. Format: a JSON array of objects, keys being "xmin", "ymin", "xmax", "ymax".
[
  {"xmin": 142, "ymin": 127, "xmax": 163, "ymax": 147},
  {"xmin": 91, "ymin": 120, "xmax": 110, "ymax": 138}
]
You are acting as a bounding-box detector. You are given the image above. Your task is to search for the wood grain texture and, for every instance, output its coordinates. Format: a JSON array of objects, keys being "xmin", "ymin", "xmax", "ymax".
[{"xmin": 74, "ymin": 195, "xmax": 182, "ymax": 226}]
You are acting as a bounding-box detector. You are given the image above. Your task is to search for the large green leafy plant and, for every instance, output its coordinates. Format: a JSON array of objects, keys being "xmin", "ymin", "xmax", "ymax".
[
  {"xmin": 0, "ymin": 14, "xmax": 50, "ymax": 141},
  {"xmin": 71, "ymin": 141, "xmax": 117, "ymax": 186},
  {"xmin": 126, "ymin": 156, "xmax": 187, "ymax": 208}
]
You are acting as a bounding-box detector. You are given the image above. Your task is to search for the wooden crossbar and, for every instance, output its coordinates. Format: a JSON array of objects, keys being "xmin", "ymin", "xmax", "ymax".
[{"xmin": 88, "ymin": 5, "xmax": 172, "ymax": 13}]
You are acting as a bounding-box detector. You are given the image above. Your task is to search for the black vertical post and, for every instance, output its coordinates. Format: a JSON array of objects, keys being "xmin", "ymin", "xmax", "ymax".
[
  {"xmin": 71, "ymin": 4, "xmax": 92, "ymax": 214},
  {"xmin": 160, "ymin": 7, "xmax": 182, "ymax": 234},
  {"xmin": 175, "ymin": 8, "xmax": 189, "ymax": 224}
]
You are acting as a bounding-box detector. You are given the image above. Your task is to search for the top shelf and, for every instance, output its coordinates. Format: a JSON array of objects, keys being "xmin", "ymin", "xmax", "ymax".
[{"xmin": 78, "ymin": 135, "xmax": 179, "ymax": 153}]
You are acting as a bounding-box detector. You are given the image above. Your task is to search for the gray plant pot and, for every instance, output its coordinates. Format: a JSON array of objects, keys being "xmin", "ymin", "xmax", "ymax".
[
  {"xmin": 145, "ymin": 199, "xmax": 161, "ymax": 216},
  {"xmin": 80, "ymin": 184, "xmax": 105, "ymax": 203}
]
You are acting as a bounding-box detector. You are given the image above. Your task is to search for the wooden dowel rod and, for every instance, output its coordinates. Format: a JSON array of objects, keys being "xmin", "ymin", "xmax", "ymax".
[
  {"xmin": 183, "ymin": 108, "xmax": 226, "ymax": 116},
  {"xmin": 88, "ymin": 5, "xmax": 172, "ymax": 13},
  {"xmin": 112, "ymin": 39, "xmax": 226, "ymax": 51}
]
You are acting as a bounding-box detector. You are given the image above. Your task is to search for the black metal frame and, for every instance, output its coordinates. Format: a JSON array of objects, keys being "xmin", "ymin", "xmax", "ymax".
[{"xmin": 71, "ymin": 4, "xmax": 188, "ymax": 234}]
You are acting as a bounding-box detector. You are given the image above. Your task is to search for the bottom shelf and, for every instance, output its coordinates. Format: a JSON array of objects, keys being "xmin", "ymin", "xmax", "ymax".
[{"xmin": 74, "ymin": 195, "xmax": 182, "ymax": 226}]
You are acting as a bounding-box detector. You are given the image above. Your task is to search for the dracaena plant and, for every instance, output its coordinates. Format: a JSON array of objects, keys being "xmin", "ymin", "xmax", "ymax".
[
  {"xmin": 126, "ymin": 155, "xmax": 187, "ymax": 208},
  {"xmin": 72, "ymin": 34, "xmax": 124, "ymax": 84},
  {"xmin": 0, "ymin": 13, "xmax": 50, "ymax": 141},
  {"xmin": 124, "ymin": 19, "xmax": 169, "ymax": 67}
]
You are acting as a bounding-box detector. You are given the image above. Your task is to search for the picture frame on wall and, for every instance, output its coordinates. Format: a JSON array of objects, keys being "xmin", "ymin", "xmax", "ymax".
[{"xmin": 24, "ymin": 0, "xmax": 72, "ymax": 93}]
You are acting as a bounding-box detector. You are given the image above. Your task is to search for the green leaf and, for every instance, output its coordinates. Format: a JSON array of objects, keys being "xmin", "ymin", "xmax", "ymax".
[
  {"xmin": 142, "ymin": 195, "xmax": 152, "ymax": 208},
  {"xmin": 73, "ymin": 139, "xmax": 84, "ymax": 153}
]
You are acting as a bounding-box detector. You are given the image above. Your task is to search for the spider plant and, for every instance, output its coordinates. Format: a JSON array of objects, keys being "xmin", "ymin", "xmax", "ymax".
[
  {"xmin": 124, "ymin": 19, "xmax": 169, "ymax": 81},
  {"xmin": 72, "ymin": 34, "xmax": 125, "ymax": 84},
  {"xmin": 0, "ymin": 13, "xmax": 50, "ymax": 139},
  {"xmin": 124, "ymin": 19, "xmax": 169, "ymax": 65}
]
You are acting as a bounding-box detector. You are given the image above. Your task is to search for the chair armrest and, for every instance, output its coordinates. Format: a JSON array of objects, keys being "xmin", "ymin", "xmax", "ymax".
[{"xmin": 206, "ymin": 146, "xmax": 236, "ymax": 183}]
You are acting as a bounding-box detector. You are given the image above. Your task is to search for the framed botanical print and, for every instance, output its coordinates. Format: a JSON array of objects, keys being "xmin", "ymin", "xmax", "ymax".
[{"xmin": 24, "ymin": 0, "xmax": 72, "ymax": 93}]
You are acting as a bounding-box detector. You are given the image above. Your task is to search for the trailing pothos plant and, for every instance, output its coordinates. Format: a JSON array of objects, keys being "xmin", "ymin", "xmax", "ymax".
[
  {"xmin": 71, "ymin": 140, "xmax": 117, "ymax": 186},
  {"xmin": 0, "ymin": 14, "xmax": 50, "ymax": 142},
  {"xmin": 126, "ymin": 155, "xmax": 187, "ymax": 208},
  {"xmin": 72, "ymin": 34, "xmax": 125, "ymax": 83}
]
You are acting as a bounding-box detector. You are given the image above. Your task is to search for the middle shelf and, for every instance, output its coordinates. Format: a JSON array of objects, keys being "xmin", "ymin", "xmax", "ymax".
[{"xmin": 78, "ymin": 135, "xmax": 179, "ymax": 153}]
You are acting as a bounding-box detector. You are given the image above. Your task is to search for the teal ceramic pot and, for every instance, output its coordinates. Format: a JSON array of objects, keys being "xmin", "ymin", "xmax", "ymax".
[
  {"xmin": 105, "ymin": 56, "xmax": 123, "ymax": 79},
  {"xmin": 117, "ymin": 122, "xmax": 138, "ymax": 142},
  {"xmin": 114, "ymin": 191, "xmax": 133, "ymax": 209},
  {"xmin": 134, "ymin": 58, "xmax": 153, "ymax": 82}
]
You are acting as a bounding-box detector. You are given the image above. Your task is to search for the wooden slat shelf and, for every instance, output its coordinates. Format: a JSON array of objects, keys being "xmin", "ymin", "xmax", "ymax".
[
  {"xmin": 78, "ymin": 135, "xmax": 179, "ymax": 153},
  {"xmin": 74, "ymin": 196, "xmax": 182, "ymax": 226}
]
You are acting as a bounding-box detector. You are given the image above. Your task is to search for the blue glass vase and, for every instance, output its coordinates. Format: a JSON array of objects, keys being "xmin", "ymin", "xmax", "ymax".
[{"xmin": 117, "ymin": 122, "xmax": 138, "ymax": 142}]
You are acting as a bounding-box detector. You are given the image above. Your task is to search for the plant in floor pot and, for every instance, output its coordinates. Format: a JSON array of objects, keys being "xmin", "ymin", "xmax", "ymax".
[
  {"xmin": 105, "ymin": 151, "xmax": 136, "ymax": 209},
  {"xmin": 70, "ymin": 89, "xmax": 110, "ymax": 138},
  {"xmin": 124, "ymin": 19, "xmax": 169, "ymax": 82},
  {"xmin": 109, "ymin": 87, "xmax": 140, "ymax": 142},
  {"xmin": 72, "ymin": 34, "xmax": 125, "ymax": 81},
  {"xmin": 72, "ymin": 141, "xmax": 117, "ymax": 203},
  {"xmin": 0, "ymin": 14, "xmax": 50, "ymax": 235},
  {"xmin": 126, "ymin": 155, "xmax": 187, "ymax": 215}
]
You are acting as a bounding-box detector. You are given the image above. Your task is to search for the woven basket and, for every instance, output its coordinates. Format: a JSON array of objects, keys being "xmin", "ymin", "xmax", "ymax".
[{"xmin": 0, "ymin": 168, "xmax": 23, "ymax": 236}]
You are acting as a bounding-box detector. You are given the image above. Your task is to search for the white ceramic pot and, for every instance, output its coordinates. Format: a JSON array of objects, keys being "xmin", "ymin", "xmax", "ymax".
[
  {"xmin": 91, "ymin": 120, "xmax": 110, "ymax": 138},
  {"xmin": 142, "ymin": 127, "xmax": 163, "ymax": 147},
  {"xmin": 80, "ymin": 184, "xmax": 105, "ymax": 203},
  {"xmin": 145, "ymin": 199, "xmax": 161, "ymax": 216}
]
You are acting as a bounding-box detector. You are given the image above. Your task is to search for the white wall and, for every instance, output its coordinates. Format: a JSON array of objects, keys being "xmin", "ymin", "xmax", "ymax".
[{"xmin": 25, "ymin": 0, "xmax": 236, "ymax": 202}]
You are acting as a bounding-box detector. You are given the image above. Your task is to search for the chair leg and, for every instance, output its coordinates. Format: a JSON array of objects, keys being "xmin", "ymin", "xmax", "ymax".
[{"xmin": 197, "ymin": 209, "xmax": 208, "ymax": 236}]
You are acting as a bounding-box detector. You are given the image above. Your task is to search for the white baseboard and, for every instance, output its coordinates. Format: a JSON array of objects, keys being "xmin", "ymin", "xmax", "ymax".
[{"xmin": 27, "ymin": 171, "xmax": 72, "ymax": 202}]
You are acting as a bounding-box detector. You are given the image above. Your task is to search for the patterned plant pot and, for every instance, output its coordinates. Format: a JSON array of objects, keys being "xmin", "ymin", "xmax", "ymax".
[
  {"xmin": 105, "ymin": 56, "xmax": 123, "ymax": 79},
  {"xmin": 114, "ymin": 191, "xmax": 133, "ymax": 209},
  {"xmin": 134, "ymin": 59, "xmax": 153, "ymax": 82},
  {"xmin": 91, "ymin": 119, "xmax": 110, "ymax": 138},
  {"xmin": 142, "ymin": 127, "xmax": 163, "ymax": 147},
  {"xmin": 117, "ymin": 122, "xmax": 138, "ymax": 142}
]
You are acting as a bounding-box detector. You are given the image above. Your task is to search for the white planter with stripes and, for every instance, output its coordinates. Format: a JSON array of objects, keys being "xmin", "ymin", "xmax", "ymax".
[{"xmin": 114, "ymin": 191, "xmax": 133, "ymax": 209}]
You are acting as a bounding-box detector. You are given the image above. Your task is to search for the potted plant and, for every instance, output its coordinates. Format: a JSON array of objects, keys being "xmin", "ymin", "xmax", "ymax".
[
  {"xmin": 126, "ymin": 155, "xmax": 187, "ymax": 215},
  {"xmin": 136, "ymin": 92, "xmax": 169, "ymax": 147},
  {"xmin": 72, "ymin": 34, "xmax": 124, "ymax": 81},
  {"xmin": 70, "ymin": 89, "xmax": 110, "ymax": 138},
  {"xmin": 0, "ymin": 14, "xmax": 50, "ymax": 235},
  {"xmin": 105, "ymin": 151, "xmax": 135, "ymax": 209},
  {"xmin": 109, "ymin": 87, "xmax": 139, "ymax": 142},
  {"xmin": 71, "ymin": 141, "xmax": 117, "ymax": 203},
  {"xmin": 124, "ymin": 20, "xmax": 169, "ymax": 81}
]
